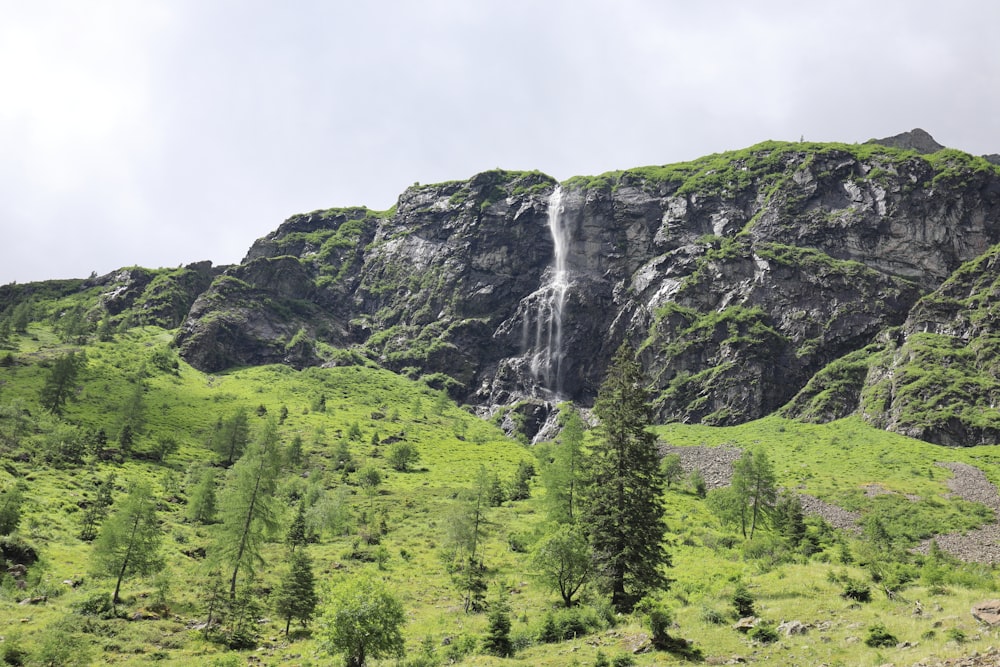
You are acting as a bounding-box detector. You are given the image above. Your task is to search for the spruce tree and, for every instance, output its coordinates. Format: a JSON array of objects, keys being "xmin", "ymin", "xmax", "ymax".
[
  {"xmin": 274, "ymin": 548, "xmax": 318, "ymax": 635},
  {"xmin": 582, "ymin": 344, "xmax": 669, "ymax": 613},
  {"xmin": 286, "ymin": 501, "xmax": 309, "ymax": 552},
  {"xmin": 482, "ymin": 590, "xmax": 513, "ymax": 657}
]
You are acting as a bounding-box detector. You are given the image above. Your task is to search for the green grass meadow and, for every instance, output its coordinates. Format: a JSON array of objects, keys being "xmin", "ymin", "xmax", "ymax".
[{"xmin": 1, "ymin": 320, "xmax": 1000, "ymax": 666}]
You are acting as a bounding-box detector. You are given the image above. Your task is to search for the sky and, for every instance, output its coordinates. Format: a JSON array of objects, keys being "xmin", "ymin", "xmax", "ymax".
[{"xmin": 2, "ymin": 0, "xmax": 999, "ymax": 284}]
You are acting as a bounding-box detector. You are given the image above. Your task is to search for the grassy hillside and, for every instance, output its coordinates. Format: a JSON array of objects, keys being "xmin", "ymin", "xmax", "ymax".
[{"xmin": 1, "ymin": 295, "xmax": 1000, "ymax": 665}]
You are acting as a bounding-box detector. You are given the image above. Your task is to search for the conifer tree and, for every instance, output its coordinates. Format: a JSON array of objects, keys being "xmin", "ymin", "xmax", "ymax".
[
  {"xmin": 212, "ymin": 407, "xmax": 250, "ymax": 466},
  {"xmin": 274, "ymin": 548, "xmax": 318, "ymax": 635},
  {"xmin": 39, "ymin": 351, "xmax": 85, "ymax": 415},
  {"xmin": 91, "ymin": 481, "xmax": 164, "ymax": 603},
  {"xmin": 730, "ymin": 447, "xmax": 777, "ymax": 540},
  {"xmin": 187, "ymin": 468, "xmax": 218, "ymax": 524},
  {"xmin": 543, "ymin": 404, "xmax": 585, "ymax": 523},
  {"xmin": 216, "ymin": 418, "xmax": 282, "ymax": 599},
  {"xmin": 287, "ymin": 501, "xmax": 309, "ymax": 552},
  {"xmin": 581, "ymin": 344, "xmax": 669, "ymax": 613},
  {"xmin": 482, "ymin": 590, "xmax": 513, "ymax": 657}
]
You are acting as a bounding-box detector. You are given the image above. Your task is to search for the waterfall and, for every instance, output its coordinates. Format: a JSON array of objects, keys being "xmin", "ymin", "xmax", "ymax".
[{"xmin": 523, "ymin": 186, "xmax": 570, "ymax": 397}]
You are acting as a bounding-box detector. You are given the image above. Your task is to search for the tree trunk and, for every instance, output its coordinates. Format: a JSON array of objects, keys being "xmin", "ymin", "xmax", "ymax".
[{"xmin": 113, "ymin": 514, "xmax": 141, "ymax": 603}]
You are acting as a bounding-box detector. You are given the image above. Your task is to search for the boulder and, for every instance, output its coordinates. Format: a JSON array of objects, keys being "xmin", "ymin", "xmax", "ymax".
[{"xmin": 972, "ymin": 600, "xmax": 1000, "ymax": 626}]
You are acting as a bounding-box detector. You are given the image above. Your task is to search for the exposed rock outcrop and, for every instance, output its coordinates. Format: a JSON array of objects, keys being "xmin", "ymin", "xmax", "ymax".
[{"xmin": 170, "ymin": 133, "xmax": 1000, "ymax": 445}]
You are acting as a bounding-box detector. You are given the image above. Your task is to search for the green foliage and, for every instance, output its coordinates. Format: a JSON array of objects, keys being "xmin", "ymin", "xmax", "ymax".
[
  {"xmin": 583, "ymin": 344, "xmax": 670, "ymax": 612},
  {"xmin": 0, "ymin": 482, "xmax": 25, "ymax": 536},
  {"xmin": 39, "ymin": 350, "xmax": 86, "ymax": 415},
  {"xmin": 749, "ymin": 622, "xmax": 779, "ymax": 644},
  {"xmin": 531, "ymin": 524, "xmax": 592, "ymax": 607},
  {"xmin": 286, "ymin": 501, "xmax": 310, "ymax": 552},
  {"xmin": 840, "ymin": 576, "xmax": 872, "ymax": 603},
  {"xmin": 482, "ymin": 590, "xmax": 513, "ymax": 657},
  {"xmin": 542, "ymin": 404, "xmax": 586, "ymax": 523},
  {"xmin": 318, "ymin": 573, "xmax": 406, "ymax": 667},
  {"xmin": 864, "ymin": 622, "xmax": 898, "ymax": 648},
  {"xmin": 211, "ymin": 407, "xmax": 250, "ymax": 466},
  {"xmin": 274, "ymin": 548, "xmax": 319, "ymax": 635},
  {"xmin": 90, "ymin": 480, "xmax": 164, "ymax": 603},
  {"xmin": 387, "ymin": 441, "xmax": 421, "ymax": 472},
  {"xmin": 731, "ymin": 583, "xmax": 755, "ymax": 618},
  {"xmin": 215, "ymin": 418, "xmax": 283, "ymax": 598},
  {"xmin": 661, "ymin": 453, "xmax": 684, "ymax": 489},
  {"xmin": 187, "ymin": 468, "xmax": 218, "ymax": 524}
]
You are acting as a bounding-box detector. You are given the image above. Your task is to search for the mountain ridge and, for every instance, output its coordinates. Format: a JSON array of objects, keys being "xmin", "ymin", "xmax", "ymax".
[{"xmin": 9, "ymin": 130, "xmax": 1000, "ymax": 446}]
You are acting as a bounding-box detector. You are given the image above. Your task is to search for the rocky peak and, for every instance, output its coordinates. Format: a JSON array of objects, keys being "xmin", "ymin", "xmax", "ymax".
[{"xmin": 867, "ymin": 127, "xmax": 945, "ymax": 154}]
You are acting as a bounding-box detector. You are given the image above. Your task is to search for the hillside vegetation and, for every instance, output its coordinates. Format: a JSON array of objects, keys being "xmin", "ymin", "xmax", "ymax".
[{"xmin": 0, "ymin": 284, "xmax": 999, "ymax": 666}]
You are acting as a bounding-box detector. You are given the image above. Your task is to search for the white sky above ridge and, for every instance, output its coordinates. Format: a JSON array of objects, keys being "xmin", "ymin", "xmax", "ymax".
[{"xmin": 2, "ymin": 0, "xmax": 998, "ymax": 284}]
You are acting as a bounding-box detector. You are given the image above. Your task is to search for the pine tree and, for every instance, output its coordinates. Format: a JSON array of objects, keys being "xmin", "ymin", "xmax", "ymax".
[
  {"xmin": 274, "ymin": 548, "xmax": 318, "ymax": 635},
  {"xmin": 582, "ymin": 344, "xmax": 669, "ymax": 613},
  {"xmin": 216, "ymin": 418, "xmax": 282, "ymax": 599},
  {"xmin": 91, "ymin": 481, "xmax": 164, "ymax": 603}
]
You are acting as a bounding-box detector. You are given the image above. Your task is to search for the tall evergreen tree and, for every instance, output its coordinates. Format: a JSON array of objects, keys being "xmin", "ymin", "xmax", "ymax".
[
  {"xmin": 90, "ymin": 481, "xmax": 164, "ymax": 603},
  {"xmin": 274, "ymin": 548, "xmax": 318, "ymax": 635},
  {"xmin": 216, "ymin": 418, "xmax": 282, "ymax": 599},
  {"xmin": 581, "ymin": 344, "xmax": 669, "ymax": 613}
]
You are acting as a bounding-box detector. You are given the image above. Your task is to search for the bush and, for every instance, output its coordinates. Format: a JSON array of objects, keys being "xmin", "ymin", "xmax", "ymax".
[
  {"xmin": 700, "ymin": 606, "xmax": 726, "ymax": 625},
  {"xmin": 732, "ymin": 583, "xmax": 755, "ymax": 618},
  {"xmin": 841, "ymin": 577, "xmax": 871, "ymax": 603},
  {"xmin": 72, "ymin": 591, "xmax": 117, "ymax": 618},
  {"xmin": 749, "ymin": 622, "xmax": 779, "ymax": 644},
  {"xmin": 864, "ymin": 622, "xmax": 898, "ymax": 648},
  {"xmin": 646, "ymin": 604, "xmax": 673, "ymax": 648},
  {"xmin": 387, "ymin": 442, "xmax": 421, "ymax": 472}
]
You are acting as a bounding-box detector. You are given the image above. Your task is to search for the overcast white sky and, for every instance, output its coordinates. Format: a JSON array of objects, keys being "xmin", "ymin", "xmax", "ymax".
[{"xmin": 2, "ymin": 0, "xmax": 998, "ymax": 284}]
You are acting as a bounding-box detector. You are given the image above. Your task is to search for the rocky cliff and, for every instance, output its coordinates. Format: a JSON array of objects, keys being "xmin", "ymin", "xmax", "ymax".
[{"xmin": 171, "ymin": 130, "xmax": 1000, "ymax": 444}]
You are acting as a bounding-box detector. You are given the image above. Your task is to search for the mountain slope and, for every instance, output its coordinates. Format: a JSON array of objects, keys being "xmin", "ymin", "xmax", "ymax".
[{"xmin": 169, "ymin": 134, "xmax": 1000, "ymax": 444}]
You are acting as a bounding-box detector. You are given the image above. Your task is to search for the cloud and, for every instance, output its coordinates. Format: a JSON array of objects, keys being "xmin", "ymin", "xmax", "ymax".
[{"xmin": 2, "ymin": 0, "xmax": 999, "ymax": 284}]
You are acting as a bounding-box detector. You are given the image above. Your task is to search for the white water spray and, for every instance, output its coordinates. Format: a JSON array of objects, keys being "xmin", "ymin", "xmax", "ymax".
[{"xmin": 523, "ymin": 186, "xmax": 570, "ymax": 396}]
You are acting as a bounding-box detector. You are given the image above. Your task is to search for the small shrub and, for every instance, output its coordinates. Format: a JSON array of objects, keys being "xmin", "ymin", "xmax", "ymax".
[
  {"xmin": 841, "ymin": 577, "xmax": 871, "ymax": 603},
  {"xmin": 700, "ymin": 606, "xmax": 726, "ymax": 625},
  {"xmin": 749, "ymin": 622, "xmax": 779, "ymax": 644},
  {"xmin": 646, "ymin": 604, "xmax": 673, "ymax": 648},
  {"xmin": 611, "ymin": 655, "xmax": 636, "ymax": 667},
  {"xmin": 732, "ymin": 583, "xmax": 755, "ymax": 618},
  {"xmin": 947, "ymin": 627, "xmax": 967, "ymax": 643},
  {"xmin": 73, "ymin": 591, "xmax": 117, "ymax": 618},
  {"xmin": 864, "ymin": 622, "xmax": 897, "ymax": 648},
  {"xmin": 538, "ymin": 613, "xmax": 559, "ymax": 643}
]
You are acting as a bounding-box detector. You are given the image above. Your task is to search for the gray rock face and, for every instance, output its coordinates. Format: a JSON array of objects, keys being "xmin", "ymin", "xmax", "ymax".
[{"xmin": 173, "ymin": 139, "xmax": 1000, "ymax": 444}]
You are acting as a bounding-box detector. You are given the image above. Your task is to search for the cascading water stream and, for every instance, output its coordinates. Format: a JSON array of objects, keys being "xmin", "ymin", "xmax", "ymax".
[{"xmin": 523, "ymin": 186, "xmax": 570, "ymax": 397}]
